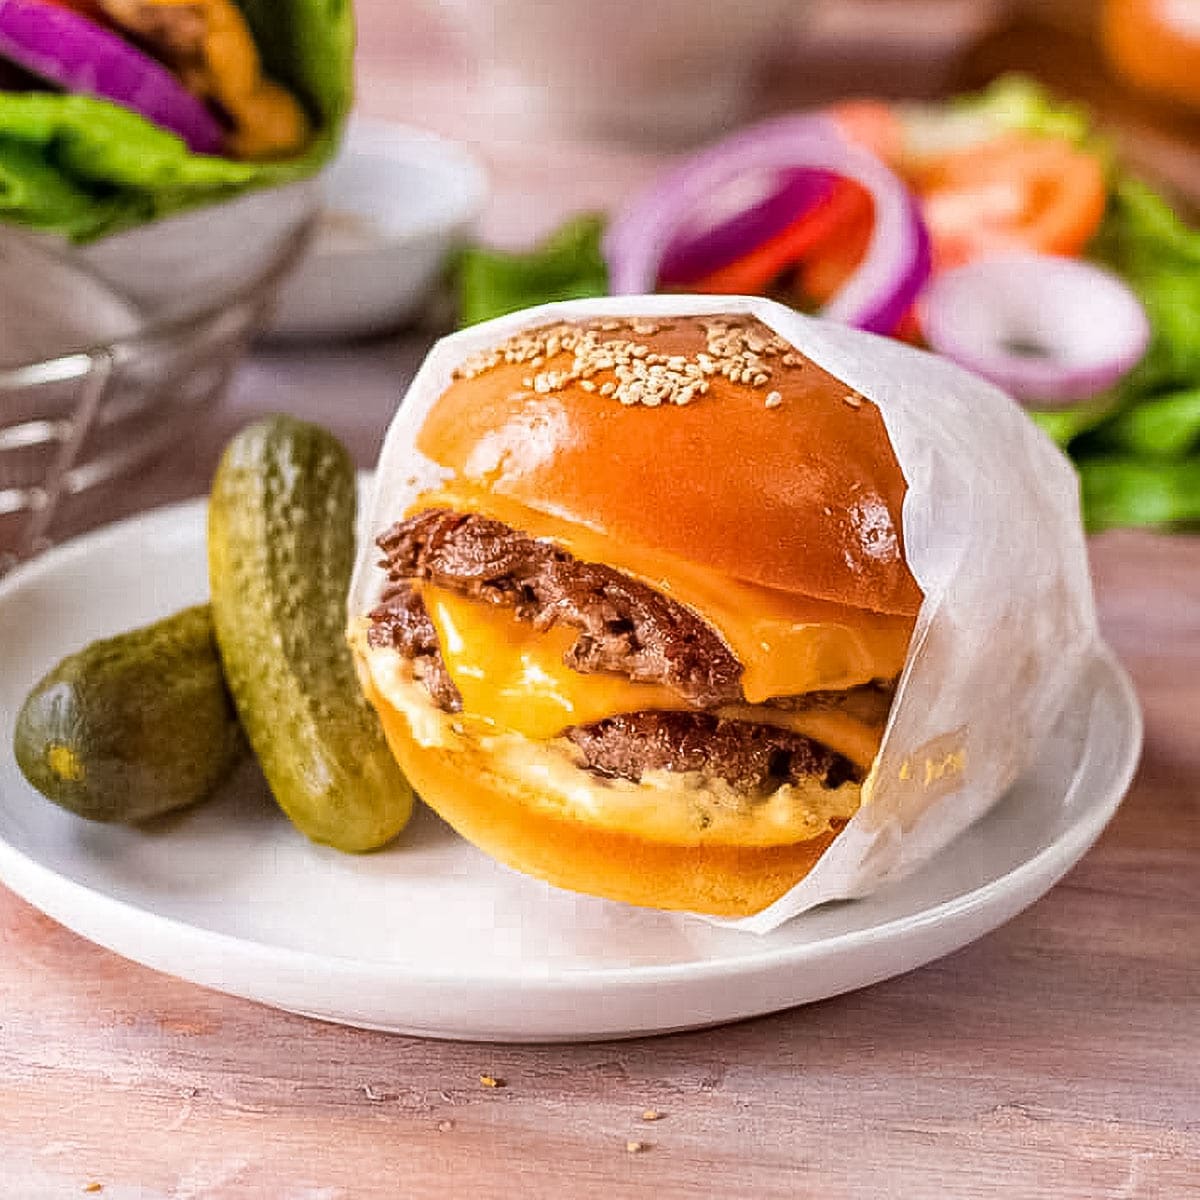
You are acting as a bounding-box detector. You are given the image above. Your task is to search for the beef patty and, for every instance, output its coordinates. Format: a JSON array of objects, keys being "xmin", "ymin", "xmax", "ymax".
[
  {"xmin": 368, "ymin": 581, "xmax": 463, "ymax": 713},
  {"xmin": 567, "ymin": 712, "xmax": 860, "ymax": 794},
  {"xmin": 368, "ymin": 509, "xmax": 866, "ymax": 792},
  {"xmin": 373, "ymin": 507, "xmax": 742, "ymax": 707}
]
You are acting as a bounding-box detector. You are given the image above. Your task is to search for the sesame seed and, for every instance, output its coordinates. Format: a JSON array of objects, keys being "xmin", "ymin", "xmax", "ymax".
[
  {"xmin": 437, "ymin": 1120, "xmax": 455, "ymax": 1132},
  {"xmin": 765, "ymin": 391, "xmax": 783, "ymax": 408},
  {"xmin": 479, "ymin": 1074, "xmax": 506, "ymax": 1088},
  {"xmin": 641, "ymin": 1109, "xmax": 664, "ymax": 1122},
  {"xmin": 451, "ymin": 317, "xmax": 802, "ymax": 410},
  {"xmin": 626, "ymin": 1140, "xmax": 651, "ymax": 1154},
  {"xmin": 844, "ymin": 392, "xmax": 863, "ymax": 408}
]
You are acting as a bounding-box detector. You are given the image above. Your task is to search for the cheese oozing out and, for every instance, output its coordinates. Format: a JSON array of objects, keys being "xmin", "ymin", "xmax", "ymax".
[
  {"xmin": 423, "ymin": 583, "xmax": 683, "ymax": 740},
  {"xmin": 354, "ymin": 632, "xmax": 863, "ymax": 848}
]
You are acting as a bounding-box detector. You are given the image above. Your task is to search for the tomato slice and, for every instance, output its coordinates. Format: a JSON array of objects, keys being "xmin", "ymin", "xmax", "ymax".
[
  {"xmin": 691, "ymin": 180, "xmax": 872, "ymax": 295},
  {"xmin": 914, "ymin": 135, "xmax": 1107, "ymax": 270},
  {"xmin": 828, "ymin": 99, "xmax": 905, "ymax": 166},
  {"xmin": 798, "ymin": 202, "xmax": 873, "ymax": 305}
]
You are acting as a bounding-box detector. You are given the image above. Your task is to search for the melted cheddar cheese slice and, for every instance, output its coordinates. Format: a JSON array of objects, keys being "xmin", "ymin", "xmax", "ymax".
[
  {"xmin": 422, "ymin": 585, "xmax": 888, "ymax": 773},
  {"xmin": 423, "ymin": 584, "xmax": 685, "ymax": 740},
  {"xmin": 416, "ymin": 488, "xmax": 915, "ymax": 704}
]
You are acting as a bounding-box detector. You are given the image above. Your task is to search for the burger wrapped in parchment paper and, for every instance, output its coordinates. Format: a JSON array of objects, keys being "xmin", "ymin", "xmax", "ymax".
[{"xmin": 349, "ymin": 295, "xmax": 1102, "ymax": 931}]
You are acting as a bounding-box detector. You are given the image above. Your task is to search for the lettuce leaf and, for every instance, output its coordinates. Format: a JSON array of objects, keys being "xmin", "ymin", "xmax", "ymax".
[
  {"xmin": 1091, "ymin": 179, "xmax": 1200, "ymax": 398},
  {"xmin": 1066, "ymin": 181, "xmax": 1200, "ymax": 528},
  {"xmin": 1079, "ymin": 457, "xmax": 1200, "ymax": 531},
  {"xmin": 457, "ymin": 215, "xmax": 609, "ymax": 328},
  {"xmin": 1095, "ymin": 388, "xmax": 1200, "ymax": 459},
  {"xmin": 0, "ymin": 0, "xmax": 354, "ymax": 241},
  {"xmin": 950, "ymin": 74, "xmax": 1097, "ymax": 149}
]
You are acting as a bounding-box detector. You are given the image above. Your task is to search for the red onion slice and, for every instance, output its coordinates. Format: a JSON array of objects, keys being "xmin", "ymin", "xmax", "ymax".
[
  {"xmin": 604, "ymin": 113, "xmax": 931, "ymax": 335},
  {"xmin": 657, "ymin": 169, "xmax": 836, "ymax": 287},
  {"xmin": 0, "ymin": 0, "xmax": 224, "ymax": 154},
  {"xmin": 920, "ymin": 255, "xmax": 1151, "ymax": 407}
]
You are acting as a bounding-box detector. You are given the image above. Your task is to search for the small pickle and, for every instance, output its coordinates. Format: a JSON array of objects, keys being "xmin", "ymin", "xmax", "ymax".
[{"xmin": 13, "ymin": 605, "xmax": 244, "ymax": 823}]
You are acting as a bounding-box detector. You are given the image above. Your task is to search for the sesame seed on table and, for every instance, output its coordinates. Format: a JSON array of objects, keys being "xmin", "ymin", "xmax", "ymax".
[{"xmin": 2, "ymin": 4, "xmax": 1199, "ymax": 1198}]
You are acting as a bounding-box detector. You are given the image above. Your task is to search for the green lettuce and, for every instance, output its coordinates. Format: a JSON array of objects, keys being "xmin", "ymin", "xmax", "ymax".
[
  {"xmin": 0, "ymin": 0, "xmax": 354, "ymax": 241},
  {"xmin": 1080, "ymin": 458, "xmax": 1200, "ymax": 530},
  {"xmin": 1097, "ymin": 389, "xmax": 1200, "ymax": 459},
  {"xmin": 457, "ymin": 215, "xmax": 609, "ymax": 328},
  {"xmin": 951, "ymin": 74, "xmax": 1098, "ymax": 150},
  {"xmin": 1091, "ymin": 180, "xmax": 1200, "ymax": 399},
  {"xmin": 1064, "ymin": 181, "xmax": 1200, "ymax": 530}
]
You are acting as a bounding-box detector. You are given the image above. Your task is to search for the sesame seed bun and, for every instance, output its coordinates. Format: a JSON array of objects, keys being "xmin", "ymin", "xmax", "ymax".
[{"xmin": 418, "ymin": 314, "xmax": 922, "ymax": 616}]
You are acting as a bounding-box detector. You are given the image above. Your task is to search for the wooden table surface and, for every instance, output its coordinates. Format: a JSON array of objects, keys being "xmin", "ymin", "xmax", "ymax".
[{"xmin": 4, "ymin": 7, "xmax": 1200, "ymax": 1197}]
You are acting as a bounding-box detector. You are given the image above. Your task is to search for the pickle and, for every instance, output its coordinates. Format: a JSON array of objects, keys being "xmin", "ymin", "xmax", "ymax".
[
  {"xmin": 207, "ymin": 415, "xmax": 413, "ymax": 851},
  {"xmin": 13, "ymin": 605, "xmax": 244, "ymax": 823}
]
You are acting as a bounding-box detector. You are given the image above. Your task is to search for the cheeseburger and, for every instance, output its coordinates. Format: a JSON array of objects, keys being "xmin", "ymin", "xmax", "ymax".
[{"xmin": 351, "ymin": 314, "xmax": 923, "ymax": 917}]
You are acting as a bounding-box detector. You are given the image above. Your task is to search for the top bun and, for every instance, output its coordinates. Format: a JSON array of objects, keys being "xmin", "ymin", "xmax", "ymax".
[{"xmin": 417, "ymin": 314, "xmax": 922, "ymax": 616}]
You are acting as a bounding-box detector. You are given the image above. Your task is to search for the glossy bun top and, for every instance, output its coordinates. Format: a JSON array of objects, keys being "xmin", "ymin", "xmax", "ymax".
[{"xmin": 416, "ymin": 314, "xmax": 923, "ymax": 615}]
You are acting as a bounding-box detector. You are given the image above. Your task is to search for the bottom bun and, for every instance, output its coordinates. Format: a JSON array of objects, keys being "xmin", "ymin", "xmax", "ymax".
[{"xmin": 355, "ymin": 635, "xmax": 849, "ymax": 918}]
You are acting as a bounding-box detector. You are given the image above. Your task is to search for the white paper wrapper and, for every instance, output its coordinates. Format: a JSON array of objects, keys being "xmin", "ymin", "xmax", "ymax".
[{"xmin": 350, "ymin": 295, "xmax": 1103, "ymax": 934}]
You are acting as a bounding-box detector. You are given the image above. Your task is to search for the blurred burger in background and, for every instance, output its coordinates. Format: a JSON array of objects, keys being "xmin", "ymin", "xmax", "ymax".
[
  {"xmin": 0, "ymin": 0, "xmax": 353, "ymax": 243},
  {"xmin": 0, "ymin": 0, "xmax": 307, "ymax": 159}
]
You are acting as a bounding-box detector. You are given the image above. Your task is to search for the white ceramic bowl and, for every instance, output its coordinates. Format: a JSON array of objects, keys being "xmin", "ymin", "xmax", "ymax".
[
  {"xmin": 73, "ymin": 178, "xmax": 319, "ymax": 321},
  {"xmin": 268, "ymin": 120, "xmax": 489, "ymax": 340}
]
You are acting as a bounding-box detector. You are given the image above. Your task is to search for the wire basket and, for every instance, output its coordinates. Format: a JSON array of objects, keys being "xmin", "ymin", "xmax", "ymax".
[{"xmin": 0, "ymin": 227, "xmax": 310, "ymax": 577}]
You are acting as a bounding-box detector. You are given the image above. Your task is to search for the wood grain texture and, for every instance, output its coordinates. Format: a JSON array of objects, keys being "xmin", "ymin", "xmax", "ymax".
[{"xmin": 4, "ymin": 6, "xmax": 1200, "ymax": 1196}]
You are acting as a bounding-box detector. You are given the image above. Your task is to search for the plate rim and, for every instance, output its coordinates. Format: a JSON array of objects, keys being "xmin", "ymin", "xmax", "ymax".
[{"xmin": 0, "ymin": 497, "xmax": 1144, "ymax": 993}]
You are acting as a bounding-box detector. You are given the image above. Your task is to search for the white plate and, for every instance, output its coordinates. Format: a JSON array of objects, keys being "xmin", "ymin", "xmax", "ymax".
[
  {"xmin": 267, "ymin": 120, "xmax": 488, "ymax": 340},
  {"xmin": 0, "ymin": 499, "xmax": 1141, "ymax": 1042}
]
